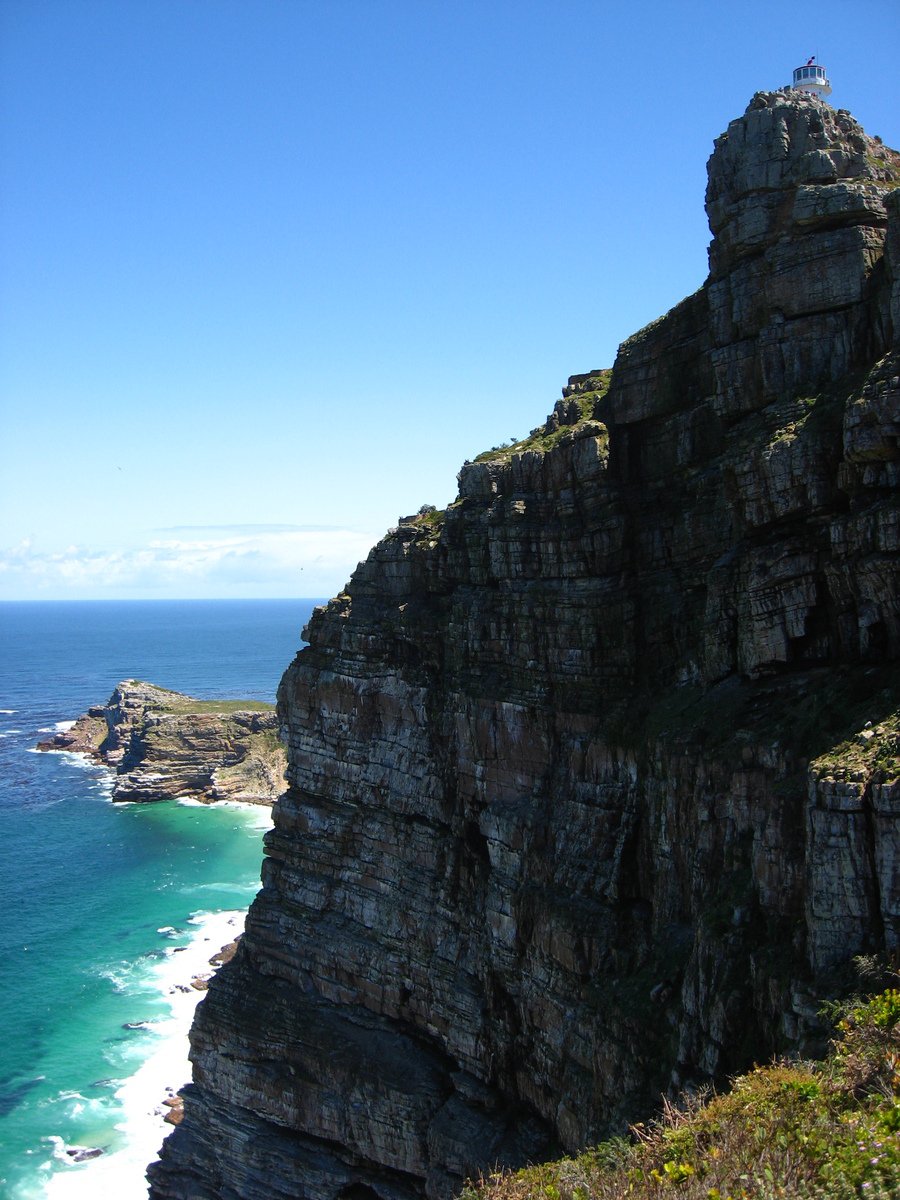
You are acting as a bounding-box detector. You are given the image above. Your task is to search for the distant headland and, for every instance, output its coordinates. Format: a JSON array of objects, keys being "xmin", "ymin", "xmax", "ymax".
[{"xmin": 37, "ymin": 679, "xmax": 286, "ymax": 806}]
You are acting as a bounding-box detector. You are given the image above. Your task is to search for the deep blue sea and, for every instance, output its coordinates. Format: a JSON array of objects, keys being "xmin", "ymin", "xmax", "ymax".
[{"xmin": 0, "ymin": 600, "xmax": 321, "ymax": 1199}]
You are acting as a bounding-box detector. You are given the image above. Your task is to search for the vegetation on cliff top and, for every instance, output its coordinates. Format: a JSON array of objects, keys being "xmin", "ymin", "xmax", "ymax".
[
  {"xmin": 472, "ymin": 370, "xmax": 612, "ymax": 464},
  {"xmin": 810, "ymin": 708, "xmax": 899, "ymax": 784},
  {"xmin": 125, "ymin": 680, "xmax": 275, "ymax": 714},
  {"xmin": 463, "ymin": 985, "xmax": 900, "ymax": 1200},
  {"xmin": 392, "ymin": 371, "xmax": 615, "ymax": 546}
]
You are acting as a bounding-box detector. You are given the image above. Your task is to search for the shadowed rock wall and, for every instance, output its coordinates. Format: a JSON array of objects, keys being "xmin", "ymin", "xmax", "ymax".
[{"xmin": 149, "ymin": 91, "xmax": 900, "ymax": 1200}]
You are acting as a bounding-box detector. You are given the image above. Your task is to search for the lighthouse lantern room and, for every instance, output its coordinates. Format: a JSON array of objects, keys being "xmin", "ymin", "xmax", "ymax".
[{"xmin": 791, "ymin": 57, "xmax": 832, "ymax": 99}]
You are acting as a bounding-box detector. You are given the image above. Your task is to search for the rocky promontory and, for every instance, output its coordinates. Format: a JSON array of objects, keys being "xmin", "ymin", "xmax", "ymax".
[
  {"xmin": 38, "ymin": 680, "xmax": 286, "ymax": 805},
  {"xmin": 149, "ymin": 91, "xmax": 900, "ymax": 1200}
]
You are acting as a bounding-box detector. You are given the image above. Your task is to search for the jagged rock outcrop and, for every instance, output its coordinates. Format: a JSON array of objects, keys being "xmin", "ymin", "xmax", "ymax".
[
  {"xmin": 38, "ymin": 680, "xmax": 286, "ymax": 805},
  {"xmin": 148, "ymin": 91, "xmax": 900, "ymax": 1200}
]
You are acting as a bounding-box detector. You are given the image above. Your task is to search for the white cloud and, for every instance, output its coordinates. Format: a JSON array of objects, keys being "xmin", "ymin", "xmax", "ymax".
[{"xmin": 0, "ymin": 526, "xmax": 383, "ymax": 600}]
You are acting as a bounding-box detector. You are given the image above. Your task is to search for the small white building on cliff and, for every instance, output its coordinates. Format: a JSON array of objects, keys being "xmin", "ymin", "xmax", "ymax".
[{"xmin": 790, "ymin": 57, "xmax": 832, "ymax": 99}]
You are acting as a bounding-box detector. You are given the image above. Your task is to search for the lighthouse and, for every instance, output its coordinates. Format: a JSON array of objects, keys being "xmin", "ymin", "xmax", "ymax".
[{"xmin": 790, "ymin": 57, "xmax": 832, "ymax": 99}]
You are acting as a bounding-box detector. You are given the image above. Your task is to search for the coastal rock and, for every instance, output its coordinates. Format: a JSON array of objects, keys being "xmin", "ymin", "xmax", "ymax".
[
  {"xmin": 149, "ymin": 92, "xmax": 900, "ymax": 1199},
  {"xmin": 38, "ymin": 681, "xmax": 286, "ymax": 805},
  {"xmin": 66, "ymin": 1146, "xmax": 104, "ymax": 1163}
]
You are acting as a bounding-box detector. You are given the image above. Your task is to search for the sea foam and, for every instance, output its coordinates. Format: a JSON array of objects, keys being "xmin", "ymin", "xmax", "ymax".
[{"xmin": 41, "ymin": 909, "xmax": 245, "ymax": 1200}]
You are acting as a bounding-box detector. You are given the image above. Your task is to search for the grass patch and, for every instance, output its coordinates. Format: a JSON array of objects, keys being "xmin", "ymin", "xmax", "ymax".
[
  {"xmin": 162, "ymin": 697, "xmax": 276, "ymax": 714},
  {"xmin": 413, "ymin": 505, "xmax": 446, "ymax": 529},
  {"xmin": 463, "ymin": 987, "xmax": 900, "ymax": 1200},
  {"xmin": 763, "ymin": 395, "xmax": 819, "ymax": 450},
  {"xmin": 472, "ymin": 372, "xmax": 612, "ymax": 465},
  {"xmin": 251, "ymin": 729, "xmax": 287, "ymax": 756},
  {"xmin": 811, "ymin": 710, "xmax": 900, "ymax": 784},
  {"xmin": 864, "ymin": 153, "xmax": 900, "ymax": 188},
  {"xmin": 124, "ymin": 681, "xmax": 274, "ymax": 714}
]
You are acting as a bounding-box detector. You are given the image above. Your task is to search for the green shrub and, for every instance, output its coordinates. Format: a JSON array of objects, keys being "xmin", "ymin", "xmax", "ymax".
[{"xmin": 464, "ymin": 987, "xmax": 900, "ymax": 1200}]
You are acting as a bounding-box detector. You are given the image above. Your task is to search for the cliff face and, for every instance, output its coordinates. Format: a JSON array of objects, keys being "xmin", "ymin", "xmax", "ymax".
[
  {"xmin": 149, "ymin": 92, "xmax": 900, "ymax": 1200},
  {"xmin": 38, "ymin": 680, "xmax": 286, "ymax": 805}
]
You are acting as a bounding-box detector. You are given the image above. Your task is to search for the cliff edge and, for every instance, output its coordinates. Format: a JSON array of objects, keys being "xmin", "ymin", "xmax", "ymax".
[{"xmin": 149, "ymin": 91, "xmax": 900, "ymax": 1200}]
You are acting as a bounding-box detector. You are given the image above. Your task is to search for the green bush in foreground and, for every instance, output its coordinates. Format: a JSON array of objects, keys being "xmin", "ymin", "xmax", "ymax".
[{"xmin": 462, "ymin": 987, "xmax": 900, "ymax": 1200}]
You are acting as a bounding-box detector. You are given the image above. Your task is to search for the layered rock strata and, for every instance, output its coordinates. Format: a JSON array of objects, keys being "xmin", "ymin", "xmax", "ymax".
[
  {"xmin": 38, "ymin": 680, "xmax": 286, "ymax": 805},
  {"xmin": 149, "ymin": 92, "xmax": 900, "ymax": 1200}
]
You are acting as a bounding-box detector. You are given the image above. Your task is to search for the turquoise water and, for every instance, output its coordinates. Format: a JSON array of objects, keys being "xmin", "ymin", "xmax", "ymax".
[{"xmin": 0, "ymin": 600, "xmax": 320, "ymax": 1198}]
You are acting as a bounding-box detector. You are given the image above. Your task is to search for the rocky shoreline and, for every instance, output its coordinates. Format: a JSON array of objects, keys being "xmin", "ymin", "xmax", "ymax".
[
  {"xmin": 52, "ymin": 918, "xmax": 249, "ymax": 1179},
  {"xmin": 162, "ymin": 937, "xmax": 242, "ymax": 1129},
  {"xmin": 37, "ymin": 680, "xmax": 287, "ymax": 806}
]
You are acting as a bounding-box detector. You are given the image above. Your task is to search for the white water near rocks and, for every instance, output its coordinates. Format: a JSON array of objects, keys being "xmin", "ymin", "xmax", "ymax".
[
  {"xmin": 43, "ymin": 908, "xmax": 250, "ymax": 1200},
  {"xmin": 0, "ymin": 600, "xmax": 319, "ymax": 1198}
]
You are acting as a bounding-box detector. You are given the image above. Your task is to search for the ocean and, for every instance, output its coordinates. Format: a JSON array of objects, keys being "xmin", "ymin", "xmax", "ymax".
[{"xmin": 0, "ymin": 599, "xmax": 321, "ymax": 1199}]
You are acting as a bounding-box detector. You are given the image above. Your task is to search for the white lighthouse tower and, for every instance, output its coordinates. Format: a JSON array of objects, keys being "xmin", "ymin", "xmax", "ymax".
[{"xmin": 790, "ymin": 57, "xmax": 832, "ymax": 99}]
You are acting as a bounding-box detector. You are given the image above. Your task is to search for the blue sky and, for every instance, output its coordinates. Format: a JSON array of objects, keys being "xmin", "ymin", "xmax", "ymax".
[{"xmin": 1, "ymin": 0, "xmax": 898, "ymax": 600}]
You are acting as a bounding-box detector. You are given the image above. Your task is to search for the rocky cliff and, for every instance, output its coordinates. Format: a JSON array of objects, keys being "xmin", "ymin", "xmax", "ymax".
[
  {"xmin": 38, "ymin": 680, "xmax": 286, "ymax": 805},
  {"xmin": 148, "ymin": 91, "xmax": 900, "ymax": 1200}
]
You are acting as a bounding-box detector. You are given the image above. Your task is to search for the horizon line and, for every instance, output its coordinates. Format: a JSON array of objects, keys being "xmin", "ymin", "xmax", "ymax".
[{"xmin": 0, "ymin": 595, "xmax": 332, "ymax": 604}]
